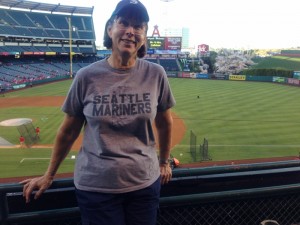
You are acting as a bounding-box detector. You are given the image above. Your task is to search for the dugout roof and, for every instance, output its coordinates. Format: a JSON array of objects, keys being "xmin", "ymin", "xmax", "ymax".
[{"xmin": 0, "ymin": 0, "xmax": 93, "ymax": 15}]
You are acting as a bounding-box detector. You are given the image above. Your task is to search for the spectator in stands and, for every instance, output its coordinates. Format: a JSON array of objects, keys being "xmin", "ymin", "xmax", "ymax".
[
  {"xmin": 19, "ymin": 135, "xmax": 25, "ymax": 148},
  {"xmin": 21, "ymin": 1, "xmax": 175, "ymax": 225}
]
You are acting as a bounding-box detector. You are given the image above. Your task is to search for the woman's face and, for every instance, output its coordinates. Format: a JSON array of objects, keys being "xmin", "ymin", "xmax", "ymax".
[{"xmin": 108, "ymin": 16, "xmax": 147, "ymax": 58}]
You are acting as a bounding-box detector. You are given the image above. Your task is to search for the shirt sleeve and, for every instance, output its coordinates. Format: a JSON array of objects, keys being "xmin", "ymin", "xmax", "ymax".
[
  {"xmin": 61, "ymin": 70, "xmax": 85, "ymax": 117},
  {"xmin": 156, "ymin": 67, "xmax": 176, "ymax": 112}
]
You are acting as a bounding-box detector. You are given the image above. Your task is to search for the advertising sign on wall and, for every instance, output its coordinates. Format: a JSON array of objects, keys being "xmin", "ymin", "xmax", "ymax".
[
  {"xmin": 287, "ymin": 78, "xmax": 300, "ymax": 86},
  {"xmin": 229, "ymin": 75, "xmax": 246, "ymax": 81},
  {"xmin": 196, "ymin": 74, "xmax": 209, "ymax": 79},
  {"xmin": 273, "ymin": 77, "xmax": 286, "ymax": 83},
  {"xmin": 166, "ymin": 72, "xmax": 177, "ymax": 77}
]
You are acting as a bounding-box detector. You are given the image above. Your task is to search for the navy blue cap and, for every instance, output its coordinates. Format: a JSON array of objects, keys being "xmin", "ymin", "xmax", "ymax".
[{"xmin": 111, "ymin": 0, "xmax": 149, "ymax": 22}]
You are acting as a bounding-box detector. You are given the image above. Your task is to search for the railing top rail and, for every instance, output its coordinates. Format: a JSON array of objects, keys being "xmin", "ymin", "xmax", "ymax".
[{"xmin": 2, "ymin": 159, "xmax": 300, "ymax": 192}]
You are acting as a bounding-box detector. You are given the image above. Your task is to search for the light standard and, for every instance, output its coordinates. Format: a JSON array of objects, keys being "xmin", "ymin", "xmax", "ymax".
[{"xmin": 68, "ymin": 17, "xmax": 75, "ymax": 78}]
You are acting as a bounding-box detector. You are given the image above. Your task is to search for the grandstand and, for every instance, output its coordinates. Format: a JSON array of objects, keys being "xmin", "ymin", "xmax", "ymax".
[
  {"xmin": 0, "ymin": 1, "xmax": 95, "ymax": 53},
  {"xmin": 159, "ymin": 58, "xmax": 181, "ymax": 71},
  {"xmin": 0, "ymin": 0, "xmax": 97, "ymax": 89},
  {"xmin": 0, "ymin": 0, "xmax": 187, "ymax": 91}
]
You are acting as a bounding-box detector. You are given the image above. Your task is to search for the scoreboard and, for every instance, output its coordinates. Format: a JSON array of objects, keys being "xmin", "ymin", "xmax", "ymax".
[
  {"xmin": 165, "ymin": 37, "xmax": 182, "ymax": 50},
  {"xmin": 147, "ymin": 36, "xmax": 182, "ymax": 50},
  {"xmin": 147, "ymin": 37, "xmax": 165, "ymax": 50}
]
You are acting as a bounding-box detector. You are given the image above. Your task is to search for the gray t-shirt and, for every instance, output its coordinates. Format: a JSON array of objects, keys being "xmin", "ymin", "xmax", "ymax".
[{"xmin": 62, "ymin": 58, "xmax": 175, "ymax": 193}]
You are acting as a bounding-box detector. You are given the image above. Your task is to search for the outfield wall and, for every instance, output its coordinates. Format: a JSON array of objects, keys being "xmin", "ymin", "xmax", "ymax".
[
  {"xmin": 171, "ymin": 72, "xmax": 300, "ymax": 87},
  {"xmin": 4, "ymin": 76, "xmax": 70, "ymax": 91},
  {"xmin": 3, "ymin": 71, "xmax": 299, "ymax": 93}
]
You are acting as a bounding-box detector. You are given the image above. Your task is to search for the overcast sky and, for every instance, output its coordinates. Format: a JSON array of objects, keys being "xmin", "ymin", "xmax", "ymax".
[{"xmin": 23, "ymin": 0, "xmax": 300, "ymax": 49}]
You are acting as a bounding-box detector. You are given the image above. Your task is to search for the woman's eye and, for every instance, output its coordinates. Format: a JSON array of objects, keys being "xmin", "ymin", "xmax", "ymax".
[
  {"xmin": 120, "ymin": 20, "xmax": 129, "ymax": 27},
  {"xmin": 135, "ymin": 25, "xmax": 143, "ymax": 30}
]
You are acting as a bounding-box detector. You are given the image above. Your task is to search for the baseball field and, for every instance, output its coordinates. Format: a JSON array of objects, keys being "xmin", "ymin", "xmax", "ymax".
[{"xmin": 0, "ymin": 77, "xmax": 300, "ymax": 180}]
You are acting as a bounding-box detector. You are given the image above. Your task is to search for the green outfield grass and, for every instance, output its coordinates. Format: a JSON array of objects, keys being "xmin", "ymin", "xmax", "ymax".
[
  {"xmin": 169, "ymin": 78, "xmax": 300, "ymax": 162},
  {"xmin": 0, "ymin": 148, "xmax": 76, "ymax": 178},
  {"xmin": 0, "ymin": 78, "xmax": 300, "ymax": 178}
]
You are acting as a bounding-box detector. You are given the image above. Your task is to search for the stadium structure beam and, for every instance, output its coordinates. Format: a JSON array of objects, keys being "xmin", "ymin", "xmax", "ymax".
[
  {"xmin": 0, "ymin": 0, "xmax": 94, "ymax": 15},
  {"xmin": 9, "ymin": 0, "xmax": 21, "ymax": 8},
  {"xmin": 50, "ymin": 3, "xmax": 60, "ymax": 14},
  {"xmin": 30, "ymin": 2, "xmax": 41, "ymax": 11}
]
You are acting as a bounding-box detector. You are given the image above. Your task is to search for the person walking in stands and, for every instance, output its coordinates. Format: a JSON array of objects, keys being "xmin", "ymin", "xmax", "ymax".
[
  {"xmin": 21, "ymin": 1, "xmax": 176, "ymax": 225},
  {"xmin": 35, "ymin": 127, "xmax": 40, "ymax": 138},
  {"xmin": 19, "ymin": 135, "xmax": 25, "ymax": 148}
]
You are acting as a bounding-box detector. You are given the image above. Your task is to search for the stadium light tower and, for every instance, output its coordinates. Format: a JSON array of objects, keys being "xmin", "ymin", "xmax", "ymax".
[{"xmin": 68, "ymin": 17, "xmax": 76, "ymax": 78}]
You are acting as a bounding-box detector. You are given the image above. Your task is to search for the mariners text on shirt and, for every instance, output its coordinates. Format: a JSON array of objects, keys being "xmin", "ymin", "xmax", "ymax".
[{"xmin": 92, "ymin": 93, "xmax": 152, "ymax": 116}]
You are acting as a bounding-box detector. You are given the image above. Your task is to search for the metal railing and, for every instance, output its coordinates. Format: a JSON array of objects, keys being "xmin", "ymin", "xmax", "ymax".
[{"xmin": 2, "ymin": 160, "xmax": 300, "ymax": 225}]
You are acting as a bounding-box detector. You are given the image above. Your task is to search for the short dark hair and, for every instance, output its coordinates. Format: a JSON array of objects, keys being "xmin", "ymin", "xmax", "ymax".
[{"xmin": 103, "ymin": 16, "xmax": 148, "ymax": 58}]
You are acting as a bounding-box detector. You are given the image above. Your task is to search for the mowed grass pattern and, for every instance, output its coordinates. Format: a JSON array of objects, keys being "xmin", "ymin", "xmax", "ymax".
[
  {"xmin": 0, "ymin": 78, "xmax": 300, "ymax": 178},
  {"xmin": 169, "ymin": 78, "xmax": 300, "ymax": 161},
  {"xmin": 0, "ymin": 80, "xmax": 72, "ymax": 145}
]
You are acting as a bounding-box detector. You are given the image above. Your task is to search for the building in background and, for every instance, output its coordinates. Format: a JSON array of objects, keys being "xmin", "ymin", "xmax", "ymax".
[{"xmin": 160, "ymin": 27, "xmax": 190, "ymax": 49}]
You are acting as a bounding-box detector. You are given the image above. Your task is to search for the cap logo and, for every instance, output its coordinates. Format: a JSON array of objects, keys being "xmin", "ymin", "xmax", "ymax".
[{"xmin": 129, "ymin": 0, "xmax": 139, "ymax": 4}]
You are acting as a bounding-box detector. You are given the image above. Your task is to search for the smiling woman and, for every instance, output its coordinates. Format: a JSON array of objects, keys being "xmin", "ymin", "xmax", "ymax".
[
  {"xmin": 18, "ymin": 1, "xmax": 177, "ymax": 225},
  {"xmin": 1, "ymin": 0, "xmax": 300, "ymax": 224}
]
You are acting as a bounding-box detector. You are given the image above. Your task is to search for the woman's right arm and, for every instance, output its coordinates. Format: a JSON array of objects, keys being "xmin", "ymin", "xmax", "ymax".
[{"xmin": 20, "ymin": 113, "xmax": 84, "ymax": 203}]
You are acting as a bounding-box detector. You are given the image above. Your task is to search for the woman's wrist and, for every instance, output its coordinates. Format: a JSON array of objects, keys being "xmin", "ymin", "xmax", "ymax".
[{"xmin": 159, "ymin": 158, "xmax": 170, "ymax": 165}]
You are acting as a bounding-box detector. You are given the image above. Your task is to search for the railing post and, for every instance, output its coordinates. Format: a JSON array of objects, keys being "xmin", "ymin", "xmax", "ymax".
[{"xmin": 0, "ymin": 192, "xmax": 9, "ymax": 225}]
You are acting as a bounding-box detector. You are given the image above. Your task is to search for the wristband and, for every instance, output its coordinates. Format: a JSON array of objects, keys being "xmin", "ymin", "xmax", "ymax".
[{"xmin": 159, "ymin": 159, "xmax": 170, "ymax": 165}]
